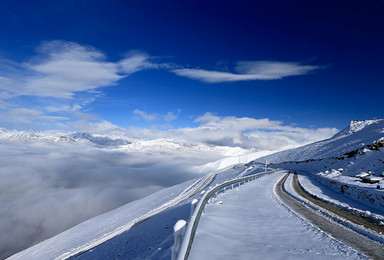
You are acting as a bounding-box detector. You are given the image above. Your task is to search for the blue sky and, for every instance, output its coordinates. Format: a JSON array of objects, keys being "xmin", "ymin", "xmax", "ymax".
[{"xmin": 0, "ymin": 0, "xmax": 383, "ymax": 134}]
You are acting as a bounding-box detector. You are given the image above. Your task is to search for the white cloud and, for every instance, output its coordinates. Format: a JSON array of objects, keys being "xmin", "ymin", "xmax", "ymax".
[
  {"xmin": 125, "ymin": 113, "xmax": 339, "ymax": 151},
  {"xmin": 0, "ymin": 108, "xmax": 68, "ymax": 125},
  {"xmin": 70, "ymin": 120, "xmax": 122, "ymax": 134},
  {"xmin": 133, "ymin": 109, "xmax": 181, "ymax": 122},
  {"xmin": 23, "ymin": 41, "xmax": 123, "ymax": 98},
  {"xmin": 0, "ymin": 41, "xmax": 164, "ymax": 128},
  {"xmin": 118, "ymin": 51, "xmax": 153, "ymax": 74},
  {"xmin": 164, "ymin": 111, "xmax": 177, "ymax": 121},
  {"xmin": 172, "ymin": 61, "xmax": 321, "ymax": 83},
  {"xmin": 133, "ymin": 109, "xmax": 157, "ymax": 121},
  {"xmin": 0, "ymin": 41, "xmax": 159, "ymax": 99},
  {"xmin": 163, "ymin": 109, "xmax": 181, "ymax": 121}
]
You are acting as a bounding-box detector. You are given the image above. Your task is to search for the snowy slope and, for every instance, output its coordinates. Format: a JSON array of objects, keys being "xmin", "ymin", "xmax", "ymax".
[
  {"xmin": 253, "ymin": 119, "xmax": 384, "ymax": 212},
  {"xmin": 255, "ymin": 119, "xmax": 384, "ymax": 164}
]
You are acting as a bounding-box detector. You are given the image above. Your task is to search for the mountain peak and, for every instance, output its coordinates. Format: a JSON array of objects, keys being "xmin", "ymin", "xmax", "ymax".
[{"xmin": 348, "ymin": 119, "xmax": 383, "ymax": 134}]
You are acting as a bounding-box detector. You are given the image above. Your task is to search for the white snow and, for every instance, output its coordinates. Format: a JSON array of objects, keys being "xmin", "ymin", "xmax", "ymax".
[
  {"xmin": 355, "ymin": 172, "xmax": 370, "ymax": 178},
  {"xmin": 173, "ymin": 220, "xmax": 187, "ymax": 232},
  {"xmin": 188, "ymin": 172, "xmax": 364, "ymax": 259},
  {"xmin": 196, "ymin": 149, "xmax": 277, "ymax": 172},
  {"xmin": 299, "ymin": 175, "xmax": 384, "ymax": 218},
  {"xmin": 254, "ymin": 118, "xmax": 384, "ymax": 212},
  {"xmin": 172, "ymin": 220, "xmax": 187, "ymax": 260}
]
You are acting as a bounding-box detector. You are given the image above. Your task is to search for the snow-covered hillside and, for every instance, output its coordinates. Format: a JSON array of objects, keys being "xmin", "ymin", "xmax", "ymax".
[
  {"xmin": 254, "ymin": 119, "xmax": 384, "ymax": 212},
  {"xmin": 255, "ymin": 119, "xmax": 384, "ymax": 164}
]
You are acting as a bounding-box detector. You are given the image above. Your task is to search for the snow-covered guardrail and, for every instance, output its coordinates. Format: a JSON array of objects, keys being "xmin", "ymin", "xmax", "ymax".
[{"xmin": 176, "ymin": 169, "xmax": 280, "ymax": 260}]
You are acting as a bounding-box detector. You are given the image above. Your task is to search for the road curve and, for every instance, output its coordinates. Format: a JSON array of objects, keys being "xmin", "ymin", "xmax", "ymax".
[
  {"xmin": 275, "ymin": 173, "xmax": 384, "ymax": 259},
  {"xmin": 292, "ymin": 173, "xmax": 384, "ymax": 235}
]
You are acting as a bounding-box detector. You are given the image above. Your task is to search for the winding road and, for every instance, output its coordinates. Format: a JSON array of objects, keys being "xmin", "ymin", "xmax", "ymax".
[
  {"xmin": 187, "ymin": 171, "xmax": 384, "ymax": 259},
  {"xmin": 275, "ymin": 173, "xmax": 384, "ymax": 259}
]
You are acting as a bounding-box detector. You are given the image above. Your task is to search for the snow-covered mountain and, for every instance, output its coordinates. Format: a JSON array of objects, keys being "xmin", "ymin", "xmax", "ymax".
[
  {"xmin": 253, "ymin": 119, "xmax": 384, "ymax": 213},
  {"xmin": 255, "ymin": 119, "xmax": 384, "ymax": 176},
  {"xmin": 0, "ymin": 128, "xmax": 132, "ymax": 146},
  {"xmin": 0, "ymin": 128, "xmax": 257, "ymax": 156}
]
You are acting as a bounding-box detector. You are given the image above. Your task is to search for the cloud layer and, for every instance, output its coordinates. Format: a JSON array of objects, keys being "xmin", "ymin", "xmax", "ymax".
[
  {"xmin": 123, "ymin": 113, "xmax": 339, "ymax": 151},
  {"xmin": 172, "ymin": 61, "xmax": 321, "ymax": 83}
]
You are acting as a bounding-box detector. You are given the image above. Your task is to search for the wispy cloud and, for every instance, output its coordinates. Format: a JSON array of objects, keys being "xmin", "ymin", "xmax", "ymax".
[
  {"xmin": 172, "ymin": 61, "xmax": 322, "ymax": 83},
  {"xmin": 22, "ymin": 41, "xmax": 153, "ymax": 98},
  {"xmin": 164, "ymin": 109, "xmax": 181, "ymax": 121},
  {"xmin": 133, "ymin": 109, "xmax": 157, "ymax": 121},
  {"xmin": 0, "ymin": 41, "xmax": 162, "ymax": 100},
  {"xmin": 133, "ymin": 109, "xmax": 181, "ymax": 122},
  {"xmin": 0, "ymin": 108, "xmax": 68, "ymax": 125},
  {"xmin": 0, "ymin": 41, "xmax": 164, "ymax": 128}
]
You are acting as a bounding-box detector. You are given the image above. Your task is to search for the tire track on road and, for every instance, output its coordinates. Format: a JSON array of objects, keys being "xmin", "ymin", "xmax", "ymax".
[
  {"xmin": 292, "ymin": 173, "xmax": 384, "ymax": 235},
  {"xmin": 275, "ymin": 173, "xmax": 384, "ymax": 260}
]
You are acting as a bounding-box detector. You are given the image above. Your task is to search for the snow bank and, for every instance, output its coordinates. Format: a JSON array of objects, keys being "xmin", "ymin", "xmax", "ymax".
[
  {"xmin": 298, "ymin": 174, "xmax": 384, "ymax": 222},
  {"xmin": 309, "ymin": 173, "xmax": 384, "ymax": 212}
]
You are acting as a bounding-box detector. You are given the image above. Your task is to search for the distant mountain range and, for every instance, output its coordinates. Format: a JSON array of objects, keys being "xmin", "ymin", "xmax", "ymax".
[{"xmin": 0, "ymin": 128, "xmax": 256, "ymax": 156}]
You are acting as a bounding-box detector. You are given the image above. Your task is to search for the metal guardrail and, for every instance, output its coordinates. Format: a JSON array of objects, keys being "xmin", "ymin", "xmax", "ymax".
[{"xmin": 177, "ymin": 169, "xmax": 279, "ymax": 260}]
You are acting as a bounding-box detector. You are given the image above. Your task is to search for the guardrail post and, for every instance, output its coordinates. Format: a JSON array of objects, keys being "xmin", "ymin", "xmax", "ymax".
[
  {"xmin": 172, "ymin": 220, "xmax": 187, "ymax": 260},
  {"xmin": 191, "ymin": 199, "xmax": 198, "ymax": 215}
]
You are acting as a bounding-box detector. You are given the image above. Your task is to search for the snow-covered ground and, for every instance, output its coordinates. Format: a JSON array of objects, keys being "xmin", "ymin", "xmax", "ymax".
[{"xmin": 188, "ymin": 171, "xmax": 365, "ymax": 259}]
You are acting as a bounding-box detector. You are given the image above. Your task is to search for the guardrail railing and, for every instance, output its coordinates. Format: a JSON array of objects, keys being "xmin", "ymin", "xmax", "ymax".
[{"xmin": 177, "ymin": 169, "xmax": 279, "ymax": 260}]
